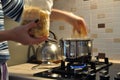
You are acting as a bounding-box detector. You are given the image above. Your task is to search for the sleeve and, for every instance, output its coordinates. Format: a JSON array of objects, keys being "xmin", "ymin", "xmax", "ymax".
[
  {"xmin": 26, "ymin": 0, "xmax": 54, "ymax": 14},
  {"xmin": 1, "ymin": 0, "xmax": 24, "ymax": 22}
]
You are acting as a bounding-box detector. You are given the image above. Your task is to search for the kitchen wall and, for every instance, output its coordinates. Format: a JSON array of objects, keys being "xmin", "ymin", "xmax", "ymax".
[{"xmin": 50, "ymin": 0, "xmax": 120, "ymax": 60}]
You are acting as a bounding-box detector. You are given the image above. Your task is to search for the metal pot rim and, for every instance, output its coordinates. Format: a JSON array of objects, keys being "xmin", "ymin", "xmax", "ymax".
[{"xmin": 61, "ymin": 38, "xmax": 93, "ymax": 41}]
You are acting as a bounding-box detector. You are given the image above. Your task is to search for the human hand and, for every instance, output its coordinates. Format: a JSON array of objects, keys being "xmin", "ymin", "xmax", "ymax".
[
  {"xmin": 69, "ymin": 14, "xmax": 88, "ymax": 38},
  {"xmin": 8, "ymin": 21, "xmax": 48, "ymax": 45}
]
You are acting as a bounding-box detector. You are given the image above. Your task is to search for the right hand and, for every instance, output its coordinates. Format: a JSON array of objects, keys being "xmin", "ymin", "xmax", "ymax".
[{"xmin": 8, "ymin": 21, "xmax": 48, "ymax": 45}]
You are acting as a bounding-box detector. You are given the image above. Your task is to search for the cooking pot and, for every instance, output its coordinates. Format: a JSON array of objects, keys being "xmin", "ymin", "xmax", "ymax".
[{"xmin": 60, "ymin": 38, "xmax": 93, "ymax": 62}]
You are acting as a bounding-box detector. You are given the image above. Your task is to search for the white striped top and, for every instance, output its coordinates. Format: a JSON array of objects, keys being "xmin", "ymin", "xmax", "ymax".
[{"xmin": 1, "ymin": 0, "xmax": 24, "ymax": 22}]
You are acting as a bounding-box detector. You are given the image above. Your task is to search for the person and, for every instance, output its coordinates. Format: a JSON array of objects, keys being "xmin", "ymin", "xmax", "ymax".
[{"xmin": 0, "ymin": 0, "xmax": 88, "ymax": 80}]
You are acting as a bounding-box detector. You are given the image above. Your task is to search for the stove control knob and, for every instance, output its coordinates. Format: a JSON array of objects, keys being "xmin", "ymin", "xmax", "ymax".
[{"xmin": 99, "ymin": 70, "xmax": 110, "ymax": 80}]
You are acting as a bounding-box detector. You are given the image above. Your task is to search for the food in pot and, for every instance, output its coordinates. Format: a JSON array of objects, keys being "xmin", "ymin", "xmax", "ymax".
[{"xmin": 71, "ymin": 27, "xmax": 88, "ymax": 39}]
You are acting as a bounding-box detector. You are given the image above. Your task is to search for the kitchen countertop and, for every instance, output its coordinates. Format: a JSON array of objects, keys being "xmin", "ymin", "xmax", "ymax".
[{"xmin": 8, "ymin": 63, "xmax": 60, "ymax": 80}]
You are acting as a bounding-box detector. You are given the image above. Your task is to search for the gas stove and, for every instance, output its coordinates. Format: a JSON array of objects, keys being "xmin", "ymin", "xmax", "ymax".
[{"xmin": 33, "ymin": 59, "xmax": 112, "ymax": 80}]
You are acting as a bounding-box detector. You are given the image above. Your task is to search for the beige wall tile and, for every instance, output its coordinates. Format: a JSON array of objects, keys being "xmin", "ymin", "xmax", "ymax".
[
  {"xmin": 114, "ymin": 0, "xmax": 120, "ymax": 1},
  {"xmin": 90, "ymin": 4, "xmax": 98, "ymax": 9},
  {"xmin": 91, "ymin": 34, "xmax": 98, "ymax": 38},
  {"xmin": 105, "ymin": 28, "xmax": 113, "ymax": 33},
  {"xmin": 71, "ymin": 8, "xmax": 77, "ymax": 12},
  {"xmin": 114, "ymin": 38, "xmax": 120, "ymax": 43},
  {"xmin": 59, "ymin": 26, "xmax": 65, "ymax": 30},
  {"xmin": 97, "ymin": 14, "xmax": 106, "ymax": 19},
  {"xmin": 93, "ymin": 48, "xmax": 98, "ymax": 52}
]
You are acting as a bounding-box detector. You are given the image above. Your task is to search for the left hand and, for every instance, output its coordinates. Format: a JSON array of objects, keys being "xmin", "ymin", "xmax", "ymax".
[{"xmin": 68, "ymin": 14, "xmax": 88, "ymax": 38}]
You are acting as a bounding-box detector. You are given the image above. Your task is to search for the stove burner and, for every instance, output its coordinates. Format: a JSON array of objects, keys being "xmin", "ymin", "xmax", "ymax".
[{"xmin": 70, "ymin": 64, "xmax": 86, "ymax": 69}]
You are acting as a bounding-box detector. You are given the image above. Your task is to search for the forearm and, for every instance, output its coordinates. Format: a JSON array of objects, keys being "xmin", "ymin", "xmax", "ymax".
[
  {"xmin": 0, "ymin": 30, "xmax": 12, "ymax": 42},
  {"xmin": 50, "ymin": 9, "xmax": 73, "ymax": 23},
  {"xmin": 50, "ymin": 9, "xmax": 86, "ymax": 26}
]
